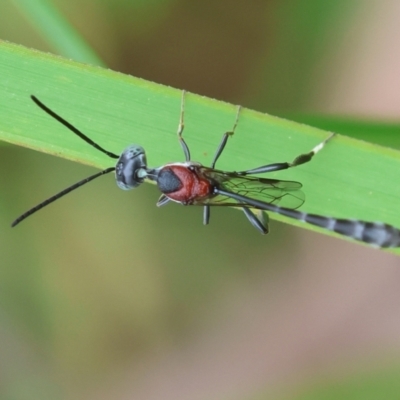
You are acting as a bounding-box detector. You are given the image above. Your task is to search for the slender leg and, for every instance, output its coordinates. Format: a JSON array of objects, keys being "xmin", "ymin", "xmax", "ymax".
[
  {"xmin": 242, "ymin": 208, "xmax": 269, "ymax": 234},
  {"xmin": 157, "ymin": 194, "xmax": 171, "ymax": 207},
  {"xmin": 210, "ymin": 105, "xmax": 242, "ymax": 168},
  {"xmin": 203, "ymin": 205, "xmax": 210, "ymax": 225},
  {"xmin": 177, "ymin": 90, "xmax": 191, "ymax": 161},
  {"xmin": 235, "ymin": 132, "xmax": 336, "ymax": 176},
  {"xmin": 206, "ymin": 105, "xmax": 241, "ymax": 225}
]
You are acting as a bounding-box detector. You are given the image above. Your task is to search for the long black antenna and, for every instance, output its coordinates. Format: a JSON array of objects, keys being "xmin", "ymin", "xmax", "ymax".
[
  {"xmin": 11, "ymin": 167, "xmax": 116, "ymax": 227},
  {"xmin": 12, "ymin": 96, "xmax": 121, "ymax": 227},
  {"xmin": 31, "ymin": 96, "xmax": 119, "ymax": 159}
]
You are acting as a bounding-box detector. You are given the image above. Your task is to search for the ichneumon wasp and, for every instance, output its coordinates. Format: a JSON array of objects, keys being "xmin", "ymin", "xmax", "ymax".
[{"xmin": 11, "ymin": 92, "xmax": 400, "ymax": 248}]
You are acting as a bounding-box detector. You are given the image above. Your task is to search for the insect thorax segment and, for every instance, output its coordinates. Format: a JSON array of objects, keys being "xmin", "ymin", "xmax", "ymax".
[
  {"xmin": 116, "ymin": 145, "xmax": 147, "ymax": 190},
  {"xmin": 157, "ymin": 168, "xmax": 183, "ymax": 193},
  {"xmin": 156, "ymin": 163, "xmax": 214, "ymax": 204}
]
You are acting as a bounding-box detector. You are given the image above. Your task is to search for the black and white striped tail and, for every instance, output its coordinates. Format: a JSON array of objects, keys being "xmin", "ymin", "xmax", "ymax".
[
  {"xmin": 273, "ymin": 208, "xmax": 400, "ymax": 248},
  {"xmin": 217, "ymin": 189, "xmax": 400, "ymax": 248}
]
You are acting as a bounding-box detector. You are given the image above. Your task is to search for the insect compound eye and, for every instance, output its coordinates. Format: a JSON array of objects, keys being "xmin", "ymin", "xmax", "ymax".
[{"xmin": 115, "ymin": 145, "xmax": 147, "ymax": 190}]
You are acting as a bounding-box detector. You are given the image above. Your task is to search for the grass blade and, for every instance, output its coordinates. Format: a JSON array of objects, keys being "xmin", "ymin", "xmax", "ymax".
[
  {"xmin": 1, "ymin": 41, "xmax": 400, "ymax": 249},
  {"xmin": 285, "ymin": 114, "xmax": 400, "ymax": 150},
  {"xmin": 12, "ymin": 0, "xmax": 104, "ymax": 66}
]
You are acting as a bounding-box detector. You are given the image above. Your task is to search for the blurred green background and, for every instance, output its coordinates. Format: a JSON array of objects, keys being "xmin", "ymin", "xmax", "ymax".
[{"xmin": 1, "ymin": 1, "xmax": 400, "ymax": 399}]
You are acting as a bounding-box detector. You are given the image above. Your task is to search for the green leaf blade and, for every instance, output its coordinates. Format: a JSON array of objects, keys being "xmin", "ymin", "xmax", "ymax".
[
  {"xmin": 12, "ymin": 0, "xmax": 104, "ymax": 66},
  {"xmin": 1, "ymin": 41, "xmax": 400, "ymax": 250}
]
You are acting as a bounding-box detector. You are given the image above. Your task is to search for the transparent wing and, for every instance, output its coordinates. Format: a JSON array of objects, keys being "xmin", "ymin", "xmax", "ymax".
[{"xmin": 200, "ymin": 170, "xmax": 305, "ymax": 210}]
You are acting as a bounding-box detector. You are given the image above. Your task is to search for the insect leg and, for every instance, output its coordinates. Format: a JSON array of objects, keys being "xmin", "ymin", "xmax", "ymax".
[
  {"xmin": 203, "ymin": 205, "xmax": 210, "ymax": 225},
  {"xmin": 157, "ymin": 194, "xmax": 171, "ymax": 207},
  {"xmin": 242, "ymin": 208, "xmax": 269, "ymax": 234},
  {"xmin": 236, "ymin": 132, "xmax": 336, "ymax": 175},
  {"xmin": 205, "ymin": 106, "xmax": 241, "ymax": 226},
  {"xmin": 177, "ymin": 90, "xmax": 191, "ymax": 161},
  {"xmin": 210, "ymin": 105, "xmax": 242, "ymax": 168}
]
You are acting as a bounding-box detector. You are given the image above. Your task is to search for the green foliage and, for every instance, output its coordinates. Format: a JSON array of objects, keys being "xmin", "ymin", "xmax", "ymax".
[
  {"xmin": 274, "ymin": 363, "xmax": 400, "ymax": 400},
  {"xmin": 287, "ymin": 114, "xmax": 400, "ymax": 150},
  {"xmin": 1, "ymin": 41, "xmax": 400, "ymax": 248},
  {"xmin": 12, "ymin": 0, "xmax": 104, "ymax": 65}
]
